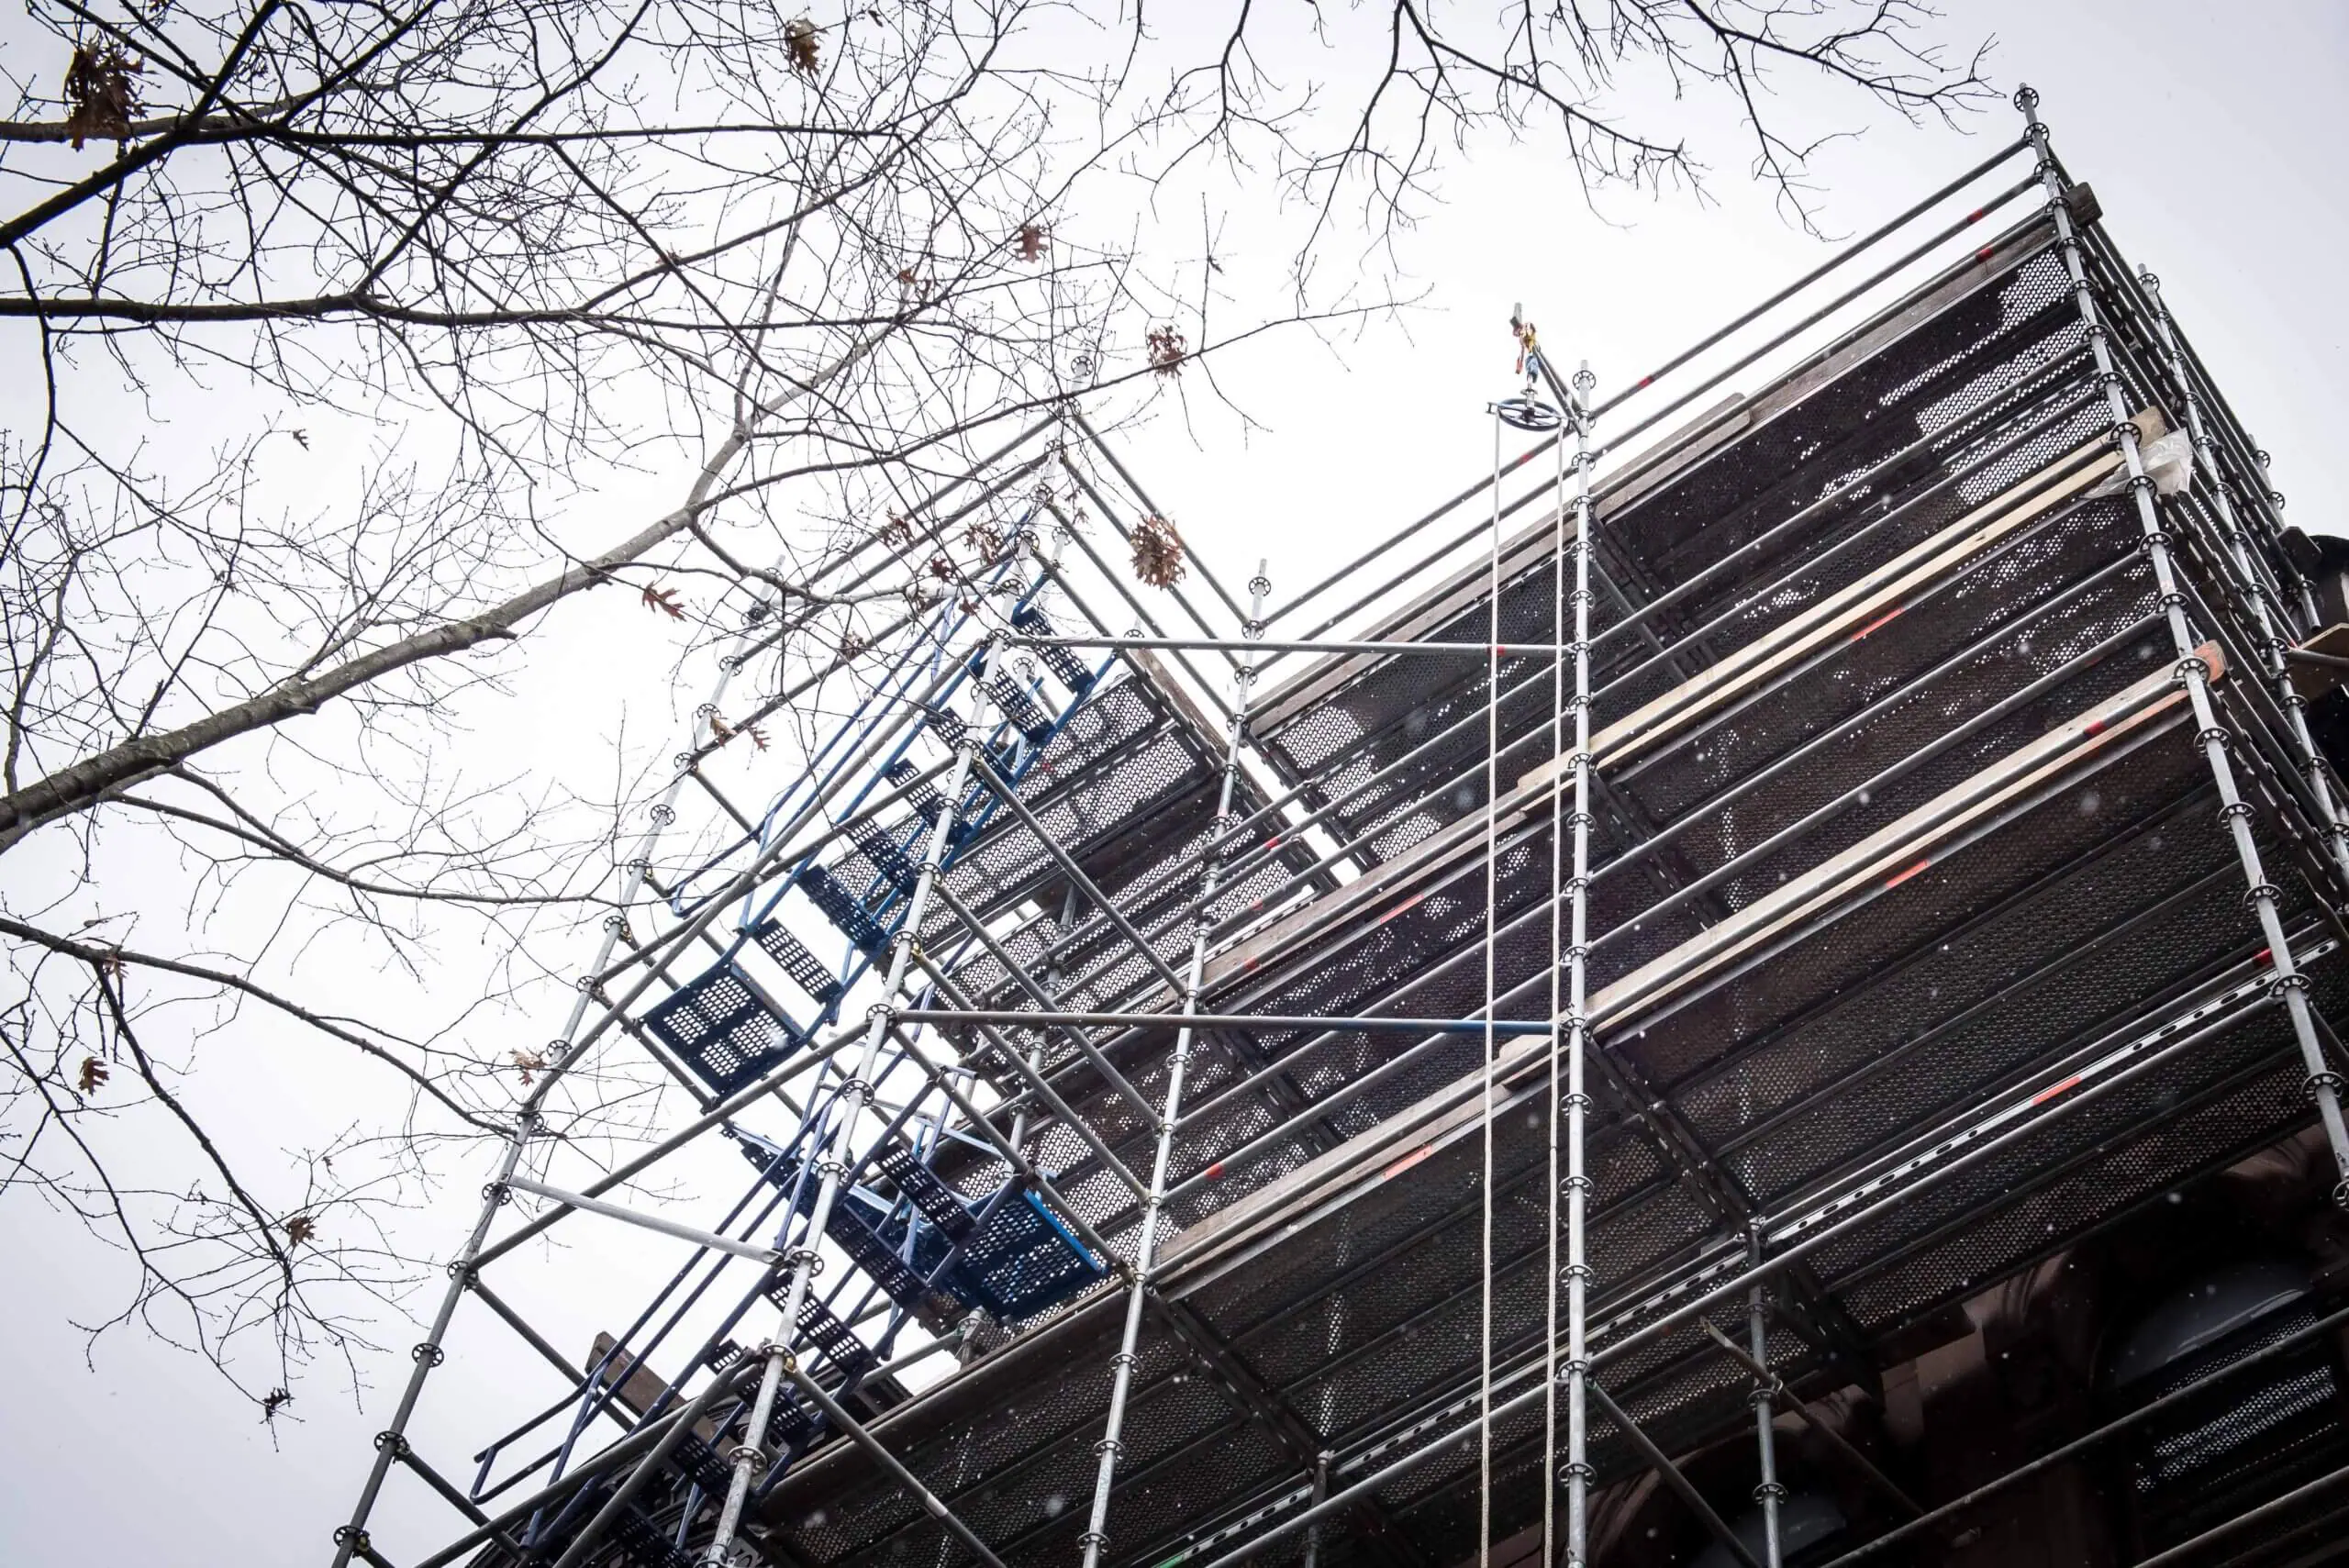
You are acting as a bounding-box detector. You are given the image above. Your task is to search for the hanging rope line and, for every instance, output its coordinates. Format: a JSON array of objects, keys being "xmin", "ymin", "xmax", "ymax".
[
  {"xmin": 1486, "ymin": 313, "xmax": 1564, "ymax": 1568},
  {"xmin": 1544, "ymin": 347, "xmax": 1570, "ymax": 1568}
]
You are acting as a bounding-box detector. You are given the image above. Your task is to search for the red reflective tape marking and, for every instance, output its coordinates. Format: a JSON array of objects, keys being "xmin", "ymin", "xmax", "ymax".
[
  {"xmin": 1638, "ymin": 375, "xmax": 1653, "ymax": 388},
  {"xmin": 2084, "ymin": 717, "xmax": 2108, "ymax": 737},
  {"xmin": 1264, "ymin": 836, "xmax": 1281, "ymax": 850},
  {"xmin": 1382, "ymin": 1144, "xmax": 1437, "ymax": 1181},
  {"xmin": 2255, "ymin": 946, "xmax": 2273, "ymax": 965},
  {"xmin": 1378, "ymin": 893, "xmax": 1427, "ymax": 925},
  {"xmin": 2031, "ymin": 1074, "xmax": 2083, "ymax": 1106},
  {"xmin": 1244, "ymin": 954, "xmax": 1259, "ymax": 969},
  {"xmin": 1886, "ymin": 858, "xmax": 1932, "ymax": 889},
  {"xmin": 1205, "ymin": 1162, "xmax": 1226, "ymax": 1180},
  {"xmin": 1976, "ymin": 245, "xmax": 1996, "ymax": 261},
  {"xmin": 1966, "ymin": 206, "xmax": 1987, "ymax": 223},
  {"xmin": 1852, "ymin": 606, "xmax": 1904, "ymax": 641}
]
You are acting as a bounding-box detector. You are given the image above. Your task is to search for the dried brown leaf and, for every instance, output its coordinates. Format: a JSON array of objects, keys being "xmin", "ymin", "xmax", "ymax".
[
  {"xmin": 785, "ymin": 17, "xmax": 821, "ymax": 76},
  {"xmin": 1130, "ymin": 515, "xmax": 1187, "ymax": 588},
  {"xmin": 284, "ymin": 1215, "xmax": 316, "ymax": 1246},
  {"xmin": 77, "ymin": 1056, "xmax": 108, "ymax": 1095},
  {"xmin": 62, "ymin": 44, "xmax": 142, "ymax": 151},
  {"xmin": 640, "ymin": 583, "xmax": 685, "ymax": 619},
  {"xmin": 1145, "ymin": 326, "xmax": 1187, "ymax": 376}
]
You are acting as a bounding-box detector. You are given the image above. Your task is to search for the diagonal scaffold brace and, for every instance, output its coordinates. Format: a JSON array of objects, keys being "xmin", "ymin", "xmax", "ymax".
[{"xmin": 1076, "ymin": 565, "xmax": 1276, "ymax": 1568}]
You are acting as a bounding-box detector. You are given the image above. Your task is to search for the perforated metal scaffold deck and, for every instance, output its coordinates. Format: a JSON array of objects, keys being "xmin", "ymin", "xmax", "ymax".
[{"xmin": 329, "ymin": 94, "xmax": 2349, "ymax": 1568}]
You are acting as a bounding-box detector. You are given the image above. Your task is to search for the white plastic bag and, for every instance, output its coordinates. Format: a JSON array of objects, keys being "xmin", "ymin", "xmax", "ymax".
[{"xmin": 2090, "ymin": 429, "xmax": 2195, "ymax": 497}]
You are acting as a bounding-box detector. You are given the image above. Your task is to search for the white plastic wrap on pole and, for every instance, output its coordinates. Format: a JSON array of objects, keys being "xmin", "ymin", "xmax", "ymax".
[{"xmin": 503, "ymin": 1174, "xmax": 781, "ymax": 1263}]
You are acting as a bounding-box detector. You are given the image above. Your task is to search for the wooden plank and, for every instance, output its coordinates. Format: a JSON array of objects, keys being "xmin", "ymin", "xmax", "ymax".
[
  {"xmin": 1518, "ymin": 410, "xmax": 2164, "ymax": 795},
  {"xmin": 1249, "ymin": 227, "xmax": 2059, "ymax": 736},
  {"xmin": 1171, "ymin": 640, "xmax": 2220, "ymax": 1288},
  {"xmin": 1217, "ymin": 419, "xmax": 2156, "ymax": 995},
  {"xmin": 1586, "ymin": 645, "xmax": 2217, "ymax": 1032},
  {"xmin": 588, "ymin": 1331, "xmax": 721, "ymax": 1443}
]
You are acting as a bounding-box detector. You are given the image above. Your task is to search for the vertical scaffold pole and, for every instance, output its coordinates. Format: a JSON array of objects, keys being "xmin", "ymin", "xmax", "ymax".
[
  {"xmin": 2020, "ymin": 83, "xmax": 2349, "ymax": 1205},
  {"xmin": 1563, "ymin": 361, "xmax": 1599, "ymax": 1562},
  {"xmin": 1543, "ymin": 373, "xmax": 1569, "ymax": 1568},
  {"xmin": 1078, "ymin": 565, "xmax": 1275, "ymax": 1568},
  {"xmin": 696, "ymin": 646, "xmax": 999, "ymax": 1566},
  {"xmin": 2136, "ymin": 266, "xmax": 2349, "ymax": 891},
  {"xmin": 1480, "ymin": 390, "xmax": 1505, "ymax": 1568},
  {"xmin": 1747, "ymin": 1238, "xmax": 1785, "ymax": 1568},
  {"xmin": 329, "ymin": 628, "xmax": 759, "ymax": 1568}
]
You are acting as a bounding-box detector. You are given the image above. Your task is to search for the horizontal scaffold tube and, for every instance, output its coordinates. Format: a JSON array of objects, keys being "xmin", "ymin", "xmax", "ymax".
[{"xmin": 896, "ymin": 1008, "xmax": 1557, "ymax": 1036}]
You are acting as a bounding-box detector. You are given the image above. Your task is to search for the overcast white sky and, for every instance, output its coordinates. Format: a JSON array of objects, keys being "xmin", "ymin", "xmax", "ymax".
[{"xmin": 3, "ymin": 3, "xmax": 2346, "ymax": 1564}]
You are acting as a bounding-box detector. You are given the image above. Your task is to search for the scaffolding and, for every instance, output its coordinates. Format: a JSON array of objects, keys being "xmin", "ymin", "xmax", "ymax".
[{"xmin": 329, "ymin": 87, "xmax": 2349, "ymax": 1568}]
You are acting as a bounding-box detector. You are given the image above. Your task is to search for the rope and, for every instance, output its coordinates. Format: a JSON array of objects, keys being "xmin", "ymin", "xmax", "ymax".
[{"xmin": 1544, "ymin": 374, "xmax": 1569, "ymax": 1568}]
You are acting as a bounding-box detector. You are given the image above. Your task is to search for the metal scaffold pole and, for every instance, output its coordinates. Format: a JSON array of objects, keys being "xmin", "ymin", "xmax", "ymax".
[
  {"xmin": 1747, "ymin": 1239, "xmax": 1785, "ymax": 1568},
  {"xmin": 329, "ymin": 604, "xmax": 773, "ymax": 1568},
  {"xmin": 1543, "ymin": 363, "xmax": 1569, "ymax": 1568},
  {"xmin": 1480, "ymin": 370, "xmax": 1505, "ymax": 1568},
  {"xmin": 1563, "ymin": 359, "xmax": 1598, "ymax": 1565},
  {"xmin": 1077, "ymin": 565, "xmax": 1275, "ymax": 1568},
  {"xmin": 2135, "ymin": 265, "xmax": 2349, "ymax": 888},
  {"xmin": 2020, "ymin": 83, "xmax": 2349, "ymax": 1203},
  {"xmin": 693, "ymin": 645, "xmax": 1001, "ymax": 1568}
]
